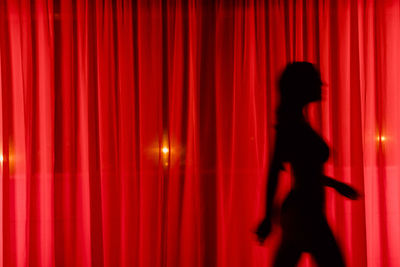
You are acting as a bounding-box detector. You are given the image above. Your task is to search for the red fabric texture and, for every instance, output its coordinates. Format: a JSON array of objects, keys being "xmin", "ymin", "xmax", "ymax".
[{"xmin": 1, "ymin": 0, "xmax": 399, "ymax": 266}]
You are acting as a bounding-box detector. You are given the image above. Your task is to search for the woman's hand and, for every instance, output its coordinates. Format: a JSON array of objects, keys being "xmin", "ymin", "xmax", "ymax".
[
  {"xmin": 255, "ymin": 217, "xmax": 272, "ymax": 244},
  {"xmin": 323, "ymin": 176, "xmax": 360, "ymax": 200},
  {"xmin": 336, "ymin": 182, "xmax": 360, "ymax": 200}
]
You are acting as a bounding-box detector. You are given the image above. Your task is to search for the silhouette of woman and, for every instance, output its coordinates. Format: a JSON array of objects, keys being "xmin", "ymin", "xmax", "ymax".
[{"xmin": 255, "ymin": 62, "xmax": 359, "ymax": 267}]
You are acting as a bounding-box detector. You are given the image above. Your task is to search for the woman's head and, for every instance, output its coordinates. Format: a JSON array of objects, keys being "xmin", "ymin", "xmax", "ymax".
[{"xmin": 278, "ymin": 62, "xmax": 323, "ymax": 107}]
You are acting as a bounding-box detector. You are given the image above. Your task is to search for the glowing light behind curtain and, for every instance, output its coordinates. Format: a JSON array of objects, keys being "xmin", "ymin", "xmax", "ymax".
[{"xmin": 0, "ymin": 0, "xmax": 400, "ymax": 267}]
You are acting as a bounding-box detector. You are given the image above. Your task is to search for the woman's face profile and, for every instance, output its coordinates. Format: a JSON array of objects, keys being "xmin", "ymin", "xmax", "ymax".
[
  {"xmin": 279, "ymin": 62, "xmax": 324, "ymax": 106},
  {"xmin": 308, "ymin": 77, "xmax": 323, "ymax": 103}
]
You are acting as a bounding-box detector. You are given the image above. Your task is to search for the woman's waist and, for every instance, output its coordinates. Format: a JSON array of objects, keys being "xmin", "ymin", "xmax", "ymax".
[
  {"xmin": 283, "ymin": 189, "xmax": 325, "ymax": 210},
  {"xmin": 292, "ymin": 166, "xmax": 324, "ymax": 178}
]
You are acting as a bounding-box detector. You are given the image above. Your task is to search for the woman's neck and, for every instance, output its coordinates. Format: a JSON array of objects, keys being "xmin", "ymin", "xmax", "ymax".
[{"xmin": 279, "ymin": 104, "xmax": 305, "ymax": 122}]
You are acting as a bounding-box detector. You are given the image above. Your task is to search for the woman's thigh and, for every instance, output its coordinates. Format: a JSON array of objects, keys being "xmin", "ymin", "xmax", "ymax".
[
  {"xmin": 308, "ymin": 219, "xmax": 345, "ymax": 267},
  {"xmin": 273, "ymin": 240, "xmax": 302, "ymax": 267}
]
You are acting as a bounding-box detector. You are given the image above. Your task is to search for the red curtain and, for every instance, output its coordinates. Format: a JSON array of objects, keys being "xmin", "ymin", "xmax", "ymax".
[{"xmin": 1, "ymin": 0, "xmax": 400, "ymax": 266}]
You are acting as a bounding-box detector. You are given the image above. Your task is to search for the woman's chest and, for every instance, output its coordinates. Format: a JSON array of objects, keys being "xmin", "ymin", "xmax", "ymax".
[{"xmin": 286, "ymin": 124, "xmax": 330, "ymax": 163}]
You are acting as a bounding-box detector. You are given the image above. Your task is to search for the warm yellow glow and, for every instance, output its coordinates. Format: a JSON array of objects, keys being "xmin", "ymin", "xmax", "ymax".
[
  {"xmin": 162, "ymin": 147, "xmax": 169, "ymax": 154},
  {"xmin": 377, "ymin": 135, "xmax": 386, "ymax": 142}
]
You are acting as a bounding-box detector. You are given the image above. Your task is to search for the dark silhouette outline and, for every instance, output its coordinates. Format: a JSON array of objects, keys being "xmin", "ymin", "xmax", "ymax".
[{"xmin": 255, "ymin": 62, "xmax": 359, "ymax": 267}]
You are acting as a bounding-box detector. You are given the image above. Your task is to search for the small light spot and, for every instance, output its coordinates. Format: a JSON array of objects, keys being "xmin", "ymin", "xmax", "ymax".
[
  {"xmin": 162, "ymin": 147, "xmax": 169, "ymax": 154},
  {"xmin": 377, "ymin": 135, "xmax": 386, "ymax": 142},
  {"xmin": 0, "ymin": 155, "xmax": 3, "ymax": 162}
]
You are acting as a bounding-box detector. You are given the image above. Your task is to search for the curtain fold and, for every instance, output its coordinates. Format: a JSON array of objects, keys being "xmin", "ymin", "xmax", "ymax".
[{"xmin": 1, "ymin": 0, "xmax": 400, "ymax": 266}]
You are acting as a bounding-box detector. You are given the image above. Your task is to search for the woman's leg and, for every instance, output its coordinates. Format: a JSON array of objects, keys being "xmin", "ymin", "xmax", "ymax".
[
  {"xmin": 308, "ymin": 218, "xmax": 345, "ymax": 267},
  {"xmin": 273, "ymin": 240, "xmax": 302, "ymax": 267}
]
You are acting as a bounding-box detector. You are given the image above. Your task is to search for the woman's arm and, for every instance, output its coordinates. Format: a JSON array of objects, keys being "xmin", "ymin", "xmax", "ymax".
[
  {"xmin": 256, "ymin": 133, "xmax": 284, "ymax": 243},
  {"xmin": 265, "ymin": 156, "xmax": 282, "ymax": 219},
  {"xmin": 322, "ymin": 175, "xmax": 359, "ymax": 200}
]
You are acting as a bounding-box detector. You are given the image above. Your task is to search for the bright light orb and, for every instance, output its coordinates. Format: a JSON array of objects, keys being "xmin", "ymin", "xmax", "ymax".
[
  {"xmin": 162, "ymin": 147, "xmax": 169, "ymax": 154},
  {"xmin": 0, "ymin": 155, "xmax": 3, "ymax": 162},
  {"xmin": 377, "ymin": 135, "xmax": 386, "ymax": 142}
]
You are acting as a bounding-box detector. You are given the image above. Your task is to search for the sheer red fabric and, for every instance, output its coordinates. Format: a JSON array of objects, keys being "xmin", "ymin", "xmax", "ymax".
[{"xmin": 1, "ymin": 0, "xmax": 399, "ymax": 266}]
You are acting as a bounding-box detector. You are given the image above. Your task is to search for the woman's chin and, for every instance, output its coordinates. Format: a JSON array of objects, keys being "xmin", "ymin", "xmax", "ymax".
[{"xmin": 313, "ymin": 94, "xmax": 322, "ymax": 102}]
